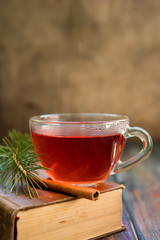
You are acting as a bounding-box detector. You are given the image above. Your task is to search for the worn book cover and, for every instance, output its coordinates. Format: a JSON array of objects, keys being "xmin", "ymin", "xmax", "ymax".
[{"xmin": 0, "ymin": 181, "xmax": 126, "ymax": 240}]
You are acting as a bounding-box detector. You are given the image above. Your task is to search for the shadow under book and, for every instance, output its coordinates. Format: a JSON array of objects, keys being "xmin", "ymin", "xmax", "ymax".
[{"xmin": 0, "ymin": 181, "xmax": 126, "ymax": 240}]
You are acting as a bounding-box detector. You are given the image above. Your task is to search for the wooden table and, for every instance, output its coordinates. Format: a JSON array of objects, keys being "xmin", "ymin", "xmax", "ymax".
[{"xmin": 101, "ymin": 141, "xmax": 160, "ymax": 240}]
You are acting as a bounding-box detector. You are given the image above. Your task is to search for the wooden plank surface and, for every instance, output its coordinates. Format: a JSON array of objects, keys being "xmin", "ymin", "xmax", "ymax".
[{"xmin": 100, "ymin": 141, "xmax": 160, "ymax": 240}]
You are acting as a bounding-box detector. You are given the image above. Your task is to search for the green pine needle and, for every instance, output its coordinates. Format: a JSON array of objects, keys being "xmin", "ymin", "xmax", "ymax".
[{"xmin": 0, "ymin": 129, "xmax": 48, "ymax": 199}]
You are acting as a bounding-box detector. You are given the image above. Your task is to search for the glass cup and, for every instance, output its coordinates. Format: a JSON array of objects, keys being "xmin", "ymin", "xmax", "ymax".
[{"xmin": 29, "ymin": 113, "xmax": 153, "ymax": 185}]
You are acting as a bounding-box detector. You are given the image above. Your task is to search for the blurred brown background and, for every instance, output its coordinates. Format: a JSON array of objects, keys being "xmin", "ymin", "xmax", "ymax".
[{"xmin": 0, "ymin": 0, "xmax": 160, "ymax": 139}]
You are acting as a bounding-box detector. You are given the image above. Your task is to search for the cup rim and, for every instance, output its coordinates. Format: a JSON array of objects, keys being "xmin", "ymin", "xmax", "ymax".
[{"xmin": 29, "ymin": 113, "xmax": 129, "ymax": 125}]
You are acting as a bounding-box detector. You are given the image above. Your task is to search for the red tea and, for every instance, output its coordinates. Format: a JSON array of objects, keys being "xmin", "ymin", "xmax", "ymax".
[{"xmin": 31, "ymin": 131, "xmax": 125, "ymax": 184}]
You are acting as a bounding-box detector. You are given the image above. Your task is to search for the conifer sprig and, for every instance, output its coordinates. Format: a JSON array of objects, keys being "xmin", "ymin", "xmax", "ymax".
[{"xmin": 0, "ymin": 129, "xmax": 48, "ymax": 198}]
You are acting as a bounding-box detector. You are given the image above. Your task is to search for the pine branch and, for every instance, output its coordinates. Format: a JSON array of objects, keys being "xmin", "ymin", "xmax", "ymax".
[{"xmin": 0, "ymin": 129, "xmax": 48, "ymax": 198}]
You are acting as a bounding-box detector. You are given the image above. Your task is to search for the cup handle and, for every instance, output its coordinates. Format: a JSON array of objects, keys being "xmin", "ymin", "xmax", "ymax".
[{"xmin": 113, "ymin": 126, "xmax": 153, "ymax": 174}]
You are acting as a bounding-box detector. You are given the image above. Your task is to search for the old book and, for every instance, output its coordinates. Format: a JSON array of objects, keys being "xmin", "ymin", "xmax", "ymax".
[{"xmin": 0, "ymin": 181, "xmax": 126, "ymax": 240}]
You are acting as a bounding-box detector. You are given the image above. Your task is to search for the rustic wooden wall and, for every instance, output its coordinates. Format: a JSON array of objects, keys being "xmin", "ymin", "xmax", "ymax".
[{"xmin": 0, "ymin": 0, "xmax": 160, "ymax": 139}]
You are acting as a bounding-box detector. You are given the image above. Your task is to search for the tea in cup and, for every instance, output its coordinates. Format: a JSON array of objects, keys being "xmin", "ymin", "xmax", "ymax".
[{"xmin": 29, "ymin": 113, "xmax": 152, "ymax": 185}]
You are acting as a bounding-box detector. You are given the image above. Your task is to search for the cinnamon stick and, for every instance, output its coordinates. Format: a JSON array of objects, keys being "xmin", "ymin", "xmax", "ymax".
[{"xmin": 33, "ymin": 178, "xmax": 100, "ymax": 201}]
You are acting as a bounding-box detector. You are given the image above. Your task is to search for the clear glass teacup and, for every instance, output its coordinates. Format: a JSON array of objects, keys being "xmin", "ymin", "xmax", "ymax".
[{"xmin": 29, "ymin": 113, "xmax": 153, "ymax": 185}]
